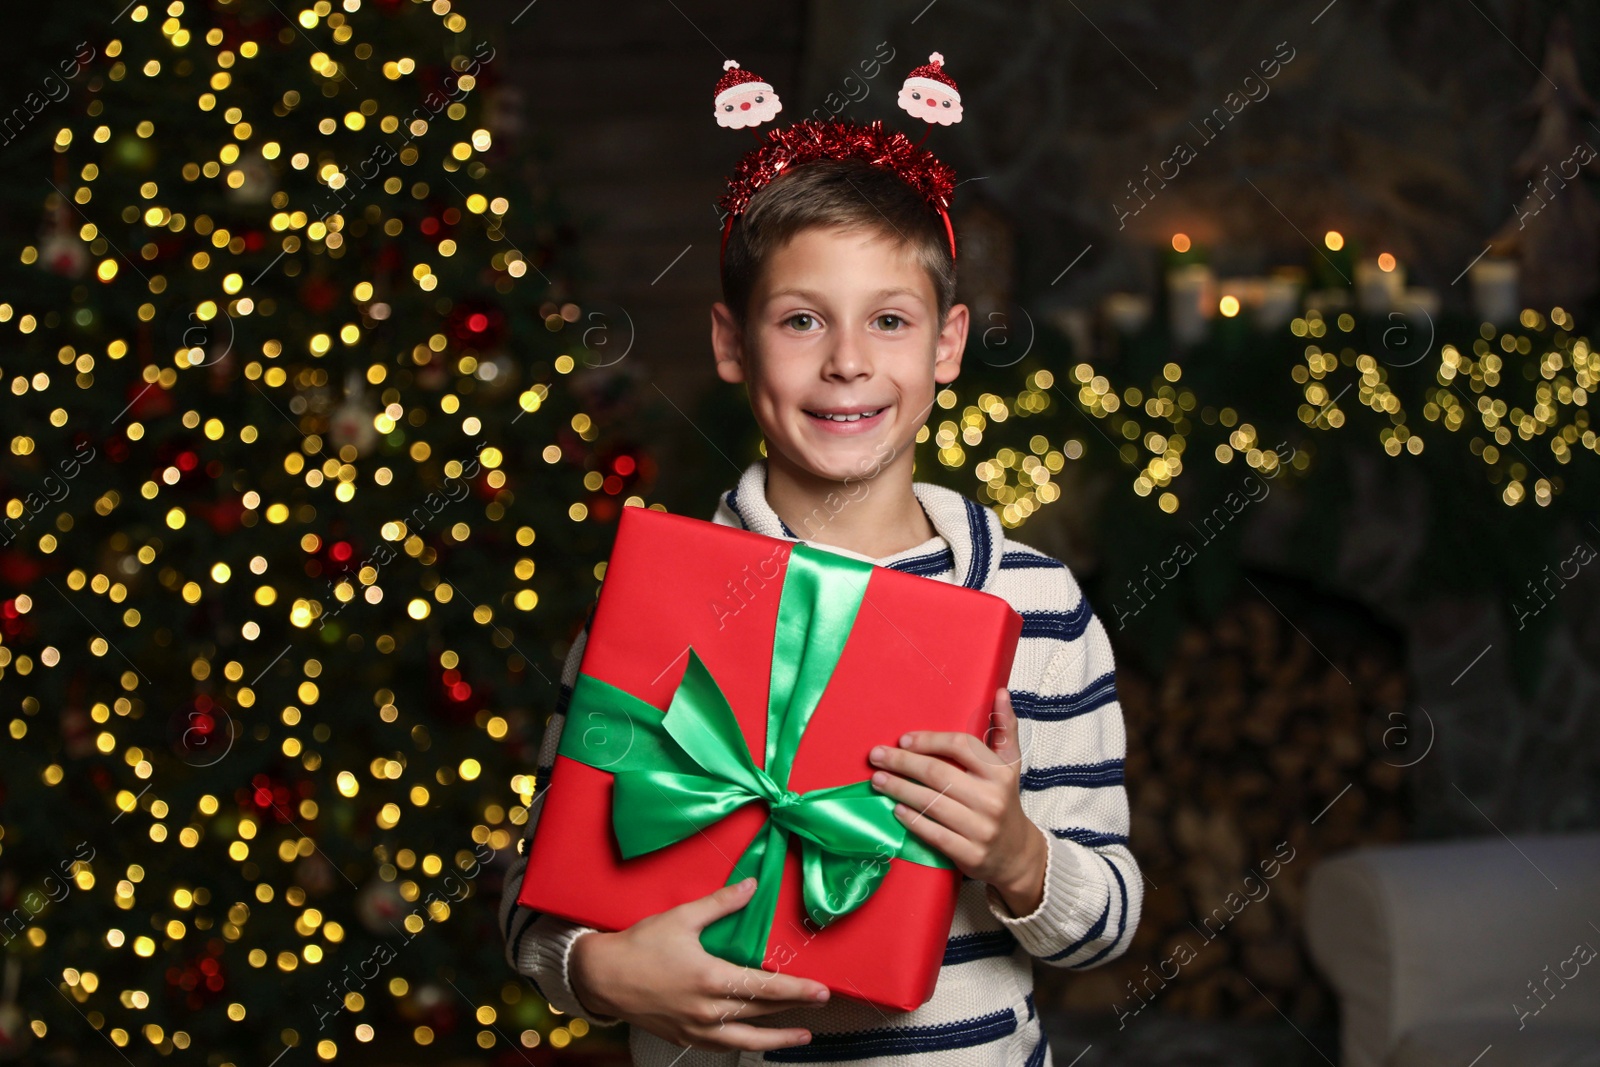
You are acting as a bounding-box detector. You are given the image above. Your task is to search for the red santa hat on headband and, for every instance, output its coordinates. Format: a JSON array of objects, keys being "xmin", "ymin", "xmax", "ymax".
[
  {"xmin": 714, "ymin": 60, "xmax": 783, "ymax": 129},
  {"xmin": 898, "ymin": 52, "xmax": 962, "ymax": 126}
]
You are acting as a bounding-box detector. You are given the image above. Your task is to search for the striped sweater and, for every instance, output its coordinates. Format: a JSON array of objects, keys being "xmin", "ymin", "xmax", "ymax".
[{"xmin": 500, "ymin": 459, "xmax": 1142, "ymax": 1066}]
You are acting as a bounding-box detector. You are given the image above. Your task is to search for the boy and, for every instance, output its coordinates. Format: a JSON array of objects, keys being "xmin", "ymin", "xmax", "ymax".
[{"xmin": 500, "ymin": 154, "xmax": 1141, "ymax": 1065}]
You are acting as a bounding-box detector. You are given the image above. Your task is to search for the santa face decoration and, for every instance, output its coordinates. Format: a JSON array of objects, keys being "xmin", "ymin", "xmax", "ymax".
[
  {"xmin": 897, "ymin": 52, "xmax": 962, "ymax": 126},
  {"xmin": 714, "ymin": 60, "xmax": 783, "ymax": 129}
]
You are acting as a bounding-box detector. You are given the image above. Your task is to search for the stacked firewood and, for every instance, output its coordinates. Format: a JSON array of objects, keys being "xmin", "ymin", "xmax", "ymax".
[{"xmin": 1042, "ymin": 591, "xmax": 1411, "ymax": 1025}]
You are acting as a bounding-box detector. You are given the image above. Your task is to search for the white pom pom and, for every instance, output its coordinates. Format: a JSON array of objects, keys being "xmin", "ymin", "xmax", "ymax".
[
  {"xmin": 724, "ymin": 59, "xmax": 741, "ymax": 71},
  {"xmin": 929, "ymin": 52, "xmax": 944, "ymax": 65}
]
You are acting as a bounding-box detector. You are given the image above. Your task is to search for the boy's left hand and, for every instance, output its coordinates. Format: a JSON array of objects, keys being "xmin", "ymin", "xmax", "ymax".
[{"xmin": 867, "ymin": 687, "xmax": 1048, "ymax": 917}]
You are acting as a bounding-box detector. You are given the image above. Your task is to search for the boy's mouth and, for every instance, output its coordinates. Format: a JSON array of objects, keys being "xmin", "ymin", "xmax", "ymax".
[{"xmin": 803, "ymin": 406, "xmax": 887, "ymax": 423}]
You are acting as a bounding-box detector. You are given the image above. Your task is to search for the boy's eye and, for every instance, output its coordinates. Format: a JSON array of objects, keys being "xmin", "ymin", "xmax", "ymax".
[
  {"xmin": 785, "ymin": 313, "xmax": 817, "ymax": 331},
  {"xmin": 874, "ymin": 314, "xmax": 904, "ymax": 330}
]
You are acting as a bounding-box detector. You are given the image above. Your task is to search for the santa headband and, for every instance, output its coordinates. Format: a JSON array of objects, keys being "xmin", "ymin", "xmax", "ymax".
[{"xmin": 714, "ymin": 53, "xmax": 963, "ymax": 267}]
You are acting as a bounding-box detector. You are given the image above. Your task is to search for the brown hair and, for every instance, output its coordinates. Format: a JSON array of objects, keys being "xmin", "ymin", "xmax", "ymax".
[{"xmin": 720, "ymin": 158, "xmax": 956, "ymax": 330}]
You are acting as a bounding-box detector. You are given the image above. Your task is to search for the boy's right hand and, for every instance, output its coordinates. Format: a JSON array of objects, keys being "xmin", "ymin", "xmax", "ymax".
[{"xmin": 568, "ymin": 876, "xmax": 832, "ymax": 1052}]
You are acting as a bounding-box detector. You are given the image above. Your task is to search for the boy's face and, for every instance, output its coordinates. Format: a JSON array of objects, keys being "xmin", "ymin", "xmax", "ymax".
[{"xmin": 711, "ymin": 225, "xmax": 968, "ymax": 485}]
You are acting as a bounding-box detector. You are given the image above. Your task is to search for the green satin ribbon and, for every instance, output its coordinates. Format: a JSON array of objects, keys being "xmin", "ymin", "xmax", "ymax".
[{"xmin": 556, "ymin": 542, "xmax": 954, "ymax": 967}]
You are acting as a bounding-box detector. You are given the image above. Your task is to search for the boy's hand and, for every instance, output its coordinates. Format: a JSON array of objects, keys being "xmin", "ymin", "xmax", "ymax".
[
  {"xmin": 867, "ymin": 687, "xmax": 1049, "ymax": 917},
  {"xmin": 569, "ymin": 878, "xmax": 832, "ymax": 1052}
]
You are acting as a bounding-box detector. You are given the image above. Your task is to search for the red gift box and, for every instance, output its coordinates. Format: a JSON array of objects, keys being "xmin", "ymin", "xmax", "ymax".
[{"xmin": 517, "ymin": 505, "xmax": 1023, "ymax": 1012}]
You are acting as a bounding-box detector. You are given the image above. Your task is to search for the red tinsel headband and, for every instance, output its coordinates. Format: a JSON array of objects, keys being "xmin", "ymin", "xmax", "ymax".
[{"xmin": 714, "ymin": 54, "xmax": 963, "ymax": 268}]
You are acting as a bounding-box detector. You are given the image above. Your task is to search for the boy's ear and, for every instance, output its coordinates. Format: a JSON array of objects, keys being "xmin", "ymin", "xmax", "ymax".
[
  {"xmin": 711, "ymin": 301, "xmax": 747, "ymax": 384},
  {"xmin": 933, "ymin": 302, "xmax": 969, "ymax": 386}
]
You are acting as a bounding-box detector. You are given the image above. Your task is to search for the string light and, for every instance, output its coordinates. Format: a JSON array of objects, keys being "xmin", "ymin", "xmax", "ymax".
[{"xmin": 931, "ymin": 301, "xmax": 1587, "ymax": 524}]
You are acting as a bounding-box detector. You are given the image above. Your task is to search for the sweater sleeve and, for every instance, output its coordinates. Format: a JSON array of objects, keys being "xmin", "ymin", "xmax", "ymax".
[
  {"xmin": 498, "ymin": 611, "xmax": 626, "ymax": 1027},
  {"xmin": 982, "ymin": 603, "xmax": 1143, "ymax": 969}
]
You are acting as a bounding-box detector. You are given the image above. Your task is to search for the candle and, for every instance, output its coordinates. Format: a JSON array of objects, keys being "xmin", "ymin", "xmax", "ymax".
[
  {"xmin": 1470, "ymin": 258, "xmax": 1519, "ymax": 325},
  {"xmin": 1103, "ymin": 292, "xmax": 1153, "ymax": 335},
  {"xmin": 1304, "ymin": 287, "xmax": 1352, "ymax": 311},
  {"xmin": 1400, "ymin": 287, "xmax": 1439, "ymax": 323},
  {"xmin": 1355, "ymin": 257, "xmax": 1406, "ymax": 312},
  {"xmin": 1259, "ymin": 275, "xmax": 1302, "ymax": 329},
  {"xmin": 1050, "ymin": 306, "xmax": 1094, "ymax": 359},
  {"xmin": 1167, "ymin": 263, "xmax": 1215, "ymax": 346}
]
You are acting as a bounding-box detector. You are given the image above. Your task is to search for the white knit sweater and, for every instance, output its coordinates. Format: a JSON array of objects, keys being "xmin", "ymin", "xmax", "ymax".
[{"xmin": 500, "ymin": 460, "xmax": 1142, "ymax": 1066}]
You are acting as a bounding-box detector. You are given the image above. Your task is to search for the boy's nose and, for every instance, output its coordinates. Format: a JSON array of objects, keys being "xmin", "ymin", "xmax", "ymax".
[{"xmin": 823, "ymin": 338, "xmax": 871, "ymax": 380}]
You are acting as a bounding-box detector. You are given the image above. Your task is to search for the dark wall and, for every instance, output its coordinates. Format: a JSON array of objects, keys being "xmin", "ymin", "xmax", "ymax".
[
  {"xmin": 477, "ymin": 0, "xmax": 808, "ymax": 503},
  {"xmin": 800, "ymin": 0, "xmax": 1600, "ymax": 312}
]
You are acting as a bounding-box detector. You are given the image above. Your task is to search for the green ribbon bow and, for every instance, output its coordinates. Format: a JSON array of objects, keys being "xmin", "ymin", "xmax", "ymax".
[{"xmin": 556, "ymin": 542, "xmax": 955, "ymax": 967}]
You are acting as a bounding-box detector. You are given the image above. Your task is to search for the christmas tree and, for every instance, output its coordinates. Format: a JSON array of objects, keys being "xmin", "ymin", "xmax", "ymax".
[{"xmin": 0, "ymin": 0, "xmax": 652, "ymax": 1060}]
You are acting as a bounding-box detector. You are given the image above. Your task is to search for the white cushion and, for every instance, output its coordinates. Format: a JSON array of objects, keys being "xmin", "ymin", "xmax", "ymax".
[
  {"xmin": 1305, "ymin": 833, "xmax": 1600, "ymax": 1067},
  {"xmin": 1389, "ymin": 1020, "xmax": 1600, "ymax": 1067}
]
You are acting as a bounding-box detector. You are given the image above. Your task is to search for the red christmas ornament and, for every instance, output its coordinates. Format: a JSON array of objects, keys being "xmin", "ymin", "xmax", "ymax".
[
  {"xmin": 170, "ymin": 695, "xmax": 222, "ymax": 761},
  {"xmin": 151, "ymin": 441, "xmax": 204, "ymax": 489},
  {"xmin": 0, "ymin": 595, "xmax": 36, "ymax": 641},
  {"xmin": 166, "ymin": 943, "xmax": 227, "ymax": 1012},
  {"xmin": 299, "ymin": 276, "xmax": 340, "ymax": 315},
  {"xmin": 448, "ymin": 300, "xmax": 504, "ymax": 346},
  {"xmin": 62, "ymin": 677, "xmax": 95, "ymax": 760},
  {"xmin": 245, "ymin": 773, "xmax": 298, "ymax": 823},
  {"xmin": 592, "ymin": 445, "xmax": 649, "ymax": 501},
  {"xmin": 150, "ymin": 234, "xmax": 185, "ymax": 261},
  {"xmin": 430, "ymin": 653, "xmax": 485, "ymax": 723},
  {"xmin": 194, "ymin": 497, "xmax": 245, "ymax": 535},
  {"xmin": 128, "ymin": 371, "xmax": 174, "ymax": 420},
  {"xmin": 61, "ymin": 704, "xmax": 93, "ymax": 758},
  {"xmin": 472, "ymin": 468, "xmax": 498, "ymax": 501},
  {"xmin": 0, "ymin": 554, "xmax": 42, "ymax": 593}
]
